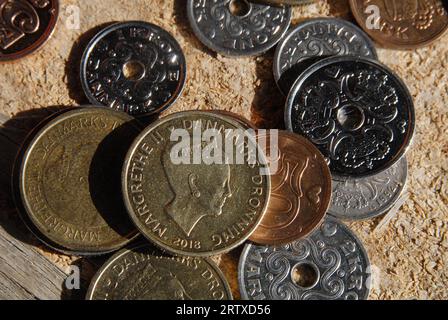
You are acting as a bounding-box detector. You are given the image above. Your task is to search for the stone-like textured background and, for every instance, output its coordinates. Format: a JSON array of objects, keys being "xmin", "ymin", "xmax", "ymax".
[{"xmin": 0, "ymin": 0, "xmax": 447, "ymax": 299}]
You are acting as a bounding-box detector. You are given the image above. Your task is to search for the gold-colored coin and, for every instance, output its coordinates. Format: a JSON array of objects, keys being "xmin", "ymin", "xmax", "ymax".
[
  {"xmin": 86, "ymin": 243, "xmax": 233, "ymax": 300},
  {"xmin": 18, "ymin": 107, "xmax": 141, "ymax": 254},
  {"xmin": 209, "ymin": 110, "xmax": 257, "ymax": 129},
  {"xmin": 122, "ymin": 111, "xmax": 270, "ymax": 256}
]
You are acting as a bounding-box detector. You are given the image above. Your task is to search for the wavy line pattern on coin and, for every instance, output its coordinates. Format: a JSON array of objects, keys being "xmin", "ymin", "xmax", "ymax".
[
  {"xmin": 187, "ymin": 0, "xmax": 292, "ymax": 56},
  {"xmin": 250, "ymin": 131, "xmax": 332, "ymax": 245},
  {"xmin": 81, "ymin": 21, "xmax": 186, "ymax": 116},
  {"xmin": 274, "ymin": 18, "xmax": 378, "ymax": 95},
  {"xmin": 329, "ymin": 156, "xmax": 408, "ymax": 220},
  {"xmin": 0, "ymin": 0, "xmax": 59, "ymax": 61},
  {"xmin": 239, "ymin": 217, "xmax": 371, "ymax": 300},
  {"xmin": 285, "ymin": 56, "xmax": 415, "ymax": 178}
]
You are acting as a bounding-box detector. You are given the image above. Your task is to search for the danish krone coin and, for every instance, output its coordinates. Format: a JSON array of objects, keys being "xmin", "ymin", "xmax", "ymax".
[
  {"xmin": 285, "ymin": 56, "xmax": 415, "ymax": 179},
  {"xmin": 329, "ymin": 156, "xmax": 408, "ymax": 221},
  {"xmin": 350, "ymin": 0, "xmax": 448, "ymax": 49},
  {"xmin": 81, "ymin": 21, "xmax": 186, "ymax": 116},
  {"xmin": 274, "ymin": 18, "xmax": 378, "ymax": 95},
  {"xmin": 123, "ymin": 111, "xmax": 270, "ymax": 256},
  {"xmin": 211, "ymin": 110, "xmax": 257, "ymax": 129},
  {"xmin": 187, "ymin": 0, "xmax": 292, "ymax": 56},
  {"xmin": 250, "ymin": 131, "xmax": 332, "ymax": 245},
  {"xmin": 239, "ymin": 217, "xmax": 371, "ymax": 300},
  {"xmin": 19, "ymin": 107, "xmax": 140, "ymax": 254},
  {"xmin": 0, "ymin": 0, "xmax": 59, "ymax": 62},
  {"xmin": 87, "ymin": 244, "xmax": 233, "ymax": 300}
]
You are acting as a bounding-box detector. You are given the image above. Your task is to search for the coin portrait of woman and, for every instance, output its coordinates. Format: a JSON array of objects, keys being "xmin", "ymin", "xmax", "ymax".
[{"xmin": 161, "ymin": 143, "xmax": 232, "ymax": 237}]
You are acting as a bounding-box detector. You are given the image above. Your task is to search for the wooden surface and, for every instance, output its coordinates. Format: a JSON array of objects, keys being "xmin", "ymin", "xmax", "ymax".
[
  {"xmin": 0, "ymin": 114, "xmax": 68, "ymax": 300},
  {"xmin": 0, "ymin": 0, "xmax": 447, "ymax": 300}
]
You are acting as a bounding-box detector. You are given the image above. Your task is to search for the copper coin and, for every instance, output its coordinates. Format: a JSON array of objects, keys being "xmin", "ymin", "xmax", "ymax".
[
  {"xmin": 0, "ymin": 0, "xmax": 59, "ymax": 62},
  {"xmin": 250, "ymin": 131, "xmax": 332, "ymax": 245},
  {"xmin": 350, "ymin": 0, "xmax": 448, "ymax": 49}
]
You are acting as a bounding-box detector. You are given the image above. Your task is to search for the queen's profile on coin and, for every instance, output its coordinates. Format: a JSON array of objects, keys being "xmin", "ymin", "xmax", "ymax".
[{"xmin": 161, "ymin": 143, "xmax": 232, "ymax": 237}]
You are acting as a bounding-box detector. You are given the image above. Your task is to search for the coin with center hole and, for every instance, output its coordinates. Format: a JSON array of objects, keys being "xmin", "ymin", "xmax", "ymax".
[
  {"xmin": 18, "ymin": 107, "xmax": 141, "ymax": 255},
  {"xmin": 350, "ymin": 0, "xmax": 448, "ymax": 49},
  {"xmin": 250, "ymin": 131, "xmax": 332, "ymax": 245},
  {"xmin": 81, "ymin": 21, "xmax": 186, "ymax": 116},
  {"xmin": 87, "ymin": 244, "xmax": 233, "ymax": 300},
  {"xmin": 285, "ymin": 56, "xmax": 415, "ymax": 179},
  {"xmin": 0, "ymin": 0, "xmax": 59, "ymax": 62},
  {"xmin": 274, "ymin": 18, "xmax": 378, "ymax": 95},
  {"xmin": 239, "ymin": 217, "xmax": 371, "ymax": 300},
  {"xmin": 329, "ymin": 156, "xmax": 408, "ymax": 221},
  {"xmin": 122, "ymin": 111, "xmax": 270, "ymax": 257},
  {"xmin": 187, "ymin": 0, "xmax": 292, "ymax": 56}
]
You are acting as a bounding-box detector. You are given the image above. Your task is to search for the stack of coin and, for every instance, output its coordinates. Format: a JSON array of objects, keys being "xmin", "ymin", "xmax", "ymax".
[
  {"xmin": 7, "ymin": 0, "xmax": 446, "ymax": 301},
  {"xmin": 184, "ymin": 1, "xmax": 429, "ymax": 300}
]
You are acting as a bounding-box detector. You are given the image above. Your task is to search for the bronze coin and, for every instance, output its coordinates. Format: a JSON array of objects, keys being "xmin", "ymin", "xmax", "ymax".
[
  {"xmin": 0, "ymin": 0, "xmax": 59, "ymax": 62},
  {"xmin": 250, "ymin": 131, "xmax": 332, "ymax": 245},
  {"xmin": 350, "ymin": 0, "xmax": 448, "ymax": 49},
  {"xmin": 86, "ymin": 243, "xmax": 233, "ymax": 300},
  {"xmin": 19, "ymin": 107, "xmax": 141, "ymax": 254},
  {"xmin": 122, "ymin": 111, "xmax": 270, "ymax": 257}
]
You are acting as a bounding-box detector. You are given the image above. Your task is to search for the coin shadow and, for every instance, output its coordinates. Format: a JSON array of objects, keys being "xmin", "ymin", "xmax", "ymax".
[
  {"xmin": 220, "ymin": 246, "xmax": 244, "ymax": 300},
  {"xmin": 277, "ymin": 56, "xmax": 329, "ymax": 97},
  {"xmin": 0, "ymin": 106, "xmax": 72, "ymax": 247},
  {"xmin": 65, "ymin": 22, "xmax": 119, "ymax": 105},
  {"xmin": 172, "ymin": 0, "xmax": 218, "ymax": 58},
  {"xmin": 88, "ymin": 119, "xmax": 143, "ymax": 238},
  {"xmin": 251, "ymin": 53, "xmax": 286, "ymax": 129},
  {"xmin": 443, "ymin": 0, "xmax": 448, "ymax": 12},
  {"xmin": 60, "ymin": 255, "xmax": 109, "ymax": 300}
]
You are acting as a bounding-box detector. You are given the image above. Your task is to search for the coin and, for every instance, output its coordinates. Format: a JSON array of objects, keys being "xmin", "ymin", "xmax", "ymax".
[
  {"xmin": 87, "ymin": 243, "xmax": 233, "ymax": 300},
  {"xmin": 250, "ymin": 131, "xmax": 332, "ymax": 245},
  {"xmin": 211, "ymin": 110, "xmax": 257, "ymax": 129},
  {"xmin": 18, "ymin": 107, "xmax": 141, "ymax": 254},
  {"xmin": 329, "ymin": 156, "xmax": 408, "ymax": 221},
  {"xmin": 122, "ymin": 111, "xmax": 270, "ymax": 256},
  {"xmin": 274, "ymin": 18, "xmax": 378, "ymax": 95},
  {"xmin": 239, "ymin": 217, "xmax": 371, "ymax": 300},
  {"xmin": 80, "ymin": 21, "xmax": 186, "ymax": 116},
  {"xmin": 285, "ymin": 56, "xmax": 415, "ymax": 179},
  {"xmin": 187, "ymin": 0, "xmax": 292, "ymax": 56},
  {"xmin": 350, "ymin": 0, "xmax": 448, "ymax": 49},
  {"xmin": 0, "ymin": 0, "xmax": 58, "ymax": 62}
]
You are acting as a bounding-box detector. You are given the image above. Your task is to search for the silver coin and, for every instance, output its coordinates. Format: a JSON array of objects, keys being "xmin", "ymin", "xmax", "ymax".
[
  {"xmin": 329, "ymin": 156, "xmax": 408, "ymax": 221},
  {"xmin": 80, "ymin": 21, "xmax": 186, "ymax": 116},
  {"xmin": 285, "ymin": 56, "xmax": 415, "ymax": 179},
  {"xmin": 274, "ymin": 18, "xmax": 378, "ymax": 95},
  {"xmin": 187, "ymin": 0, "xmax": 292, "ymax": 56},
  {"xmin": 239, "ymin": 217, "xmax": 371, "ymax": 300}
]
